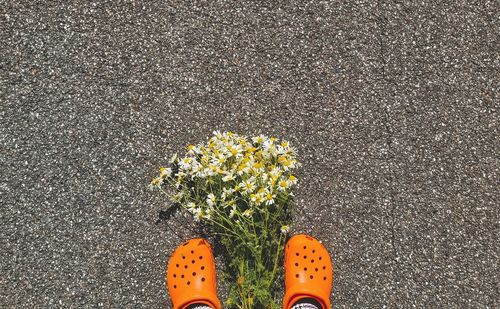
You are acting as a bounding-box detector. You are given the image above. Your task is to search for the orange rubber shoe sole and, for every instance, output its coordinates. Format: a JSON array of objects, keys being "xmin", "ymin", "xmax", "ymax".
[
  {"xmin": 166, "ymin": 238, "xmax": 221, "ymax": 309},
  {"xmin": 283, "ymin": 234, "xmax": 333, "ymax": 309}
]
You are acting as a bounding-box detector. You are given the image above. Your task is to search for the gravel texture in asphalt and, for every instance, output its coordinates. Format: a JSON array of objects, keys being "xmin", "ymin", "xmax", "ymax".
[{"xmin": 2, "ymin": 1, "xmax": 499, "ymax": 308}]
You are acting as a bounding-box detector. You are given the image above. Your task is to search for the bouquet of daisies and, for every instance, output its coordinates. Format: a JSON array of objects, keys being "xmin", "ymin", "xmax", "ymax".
[{"xmin": 151, "ymin": 131, "xmax": 300, "ymax": 308}]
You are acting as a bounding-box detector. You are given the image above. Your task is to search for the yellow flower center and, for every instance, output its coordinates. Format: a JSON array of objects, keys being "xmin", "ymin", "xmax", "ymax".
[{"xmin": 253, "ymin": 161, "xmax": 263, "ymax": 169}]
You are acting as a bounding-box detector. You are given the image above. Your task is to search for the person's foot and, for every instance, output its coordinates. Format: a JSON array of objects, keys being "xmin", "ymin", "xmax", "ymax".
[
  {"xmin": 283, "ymin": 234, "xmax": 333, "ymax": 309},
  {"xmin": 166, "ymin": 238, "xmax": 221, "ymax": 309}
]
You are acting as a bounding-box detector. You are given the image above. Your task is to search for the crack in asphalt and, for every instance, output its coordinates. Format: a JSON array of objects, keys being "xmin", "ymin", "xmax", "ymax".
[{"xmin": 376, "ymin": 0, "xmax": 401, "ymax": 282}]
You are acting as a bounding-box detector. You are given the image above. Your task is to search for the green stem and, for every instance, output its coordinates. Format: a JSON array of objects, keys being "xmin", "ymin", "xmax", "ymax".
[{"xmin": 270, "ymin": 232, "xmax": 283, "ymax": 285}]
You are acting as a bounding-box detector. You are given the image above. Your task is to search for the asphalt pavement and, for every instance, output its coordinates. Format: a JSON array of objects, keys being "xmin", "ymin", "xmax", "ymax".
[{"xmin": 2, "ymin": 1, "xmax": 498, "ymax": 308}]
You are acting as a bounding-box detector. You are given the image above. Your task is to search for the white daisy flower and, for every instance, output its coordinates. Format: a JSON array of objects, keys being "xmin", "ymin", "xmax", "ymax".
[
  {"xmin": 192, "ymin": 208, "xmax": 203, "ymax": 222},
  {"xmin": 226, "ymin": 143, "xmax": 243, "ymax": 157},
  {"xmin": 277, "ymin": 179, "xmax": 289, "ymax": 192},
  {"xmin": 203, "ymin": 214, "xmax": 211, "ymax": 220},
  {"xmin": 284, "ymin": 145, "xmax": 297, "ymax": 156},
  {"xmin": 236, "ymin": 161, "xmax": 251, "ymax": 175},
  {"xmin": 175, "ymin": 171, "xmax": 186, "ymax": 178},
  {"xmin": 252, "ymin": 161, "xmax": 264, "ymax": 172},
  {"xmin": 179, "ymin": 157, "xmax": 193, "ymax": 170},
  {"xmin": 221, "ymin": 187, "xmax": 234, "ymax": 200},
  {"xmin": 241, "ymin": 178, "xmax": 256, "ymax": 194},
  {"xmin": 229, "ymin": 207, "xmax": 236, "ymax": 218},
  {"xmin": 186, "ymin": 144, "xmax": 197, "ymax": 155},
  {"xmin": 280, "ymin": 225, "xmax": 290, "ymax": 235},
  {"xmin": 242, "ymin": 209, "xmax": 254, "ymax": 217},
  {"xmin": 252, "ymin": 134, "xmax": 266, "ymax": 144},
  {"xmin": 213, "ymin": 130, "xmax": 223, "ymax": 138},
  {"xmin": 257, "ymin": 173, "xmax": 268, "ymax": 184},
  {"xmin": 265, "ymin": 191, "xmax": 275, "ymax": 205},
  {"xmin": 196, "ymin": 170, "xmax": 207, "ymax": 178},
  {"xmin": 206, "ymin": 193, "xmax": 216, "ymax": 207},
  {"xmin": 269, "ymin": 166, "xmax": 282, "ymax": 178},
  {"xmin": 150, "ymin": 177, "xmax": 163, "ymax": 187},
  {"xmin": 223, "ymin": 199, "xmax": 235, "ymax": 208},
  {"xmin": 222, "ymin": 172, "xmax": 235, "ymax": 182},
  {"xmin": 159, "ymin": 167, "xmax": 172, "ymax": 178}
]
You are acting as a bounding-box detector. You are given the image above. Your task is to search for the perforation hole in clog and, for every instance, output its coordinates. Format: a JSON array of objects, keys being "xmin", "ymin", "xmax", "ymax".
[
  {"xmin": 201, "ymin": 277, "xmax": 206, "ymax": 282},
  {"xmin": 201, "ymin": 266, "xmax": 205, "ymax": 270}
]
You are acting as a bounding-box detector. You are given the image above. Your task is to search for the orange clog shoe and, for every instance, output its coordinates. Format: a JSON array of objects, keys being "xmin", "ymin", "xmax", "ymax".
[
  {"xmin": 283, "ymin": 234, "xmax": 333, "ymax": 309},
  {"xmin": 166, "ymin": 238, "xmax": 221, "ymax": 309}
]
